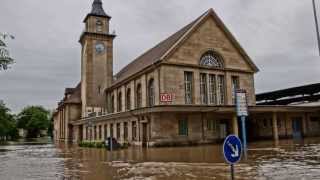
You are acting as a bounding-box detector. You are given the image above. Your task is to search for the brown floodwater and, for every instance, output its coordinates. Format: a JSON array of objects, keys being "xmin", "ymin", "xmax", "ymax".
[{"xmin": 0, "ymin": 138, "xmax": 320, "ymax": 180}]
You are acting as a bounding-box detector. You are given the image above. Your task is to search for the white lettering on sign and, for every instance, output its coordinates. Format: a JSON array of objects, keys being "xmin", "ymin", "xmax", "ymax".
[
  {"xmin": 236, "ymin": 89, "xmax": 248, "ymax": 117},
  {"xmin": 160, "ymin": 93, "xmax": 173, "ymax": 102}
]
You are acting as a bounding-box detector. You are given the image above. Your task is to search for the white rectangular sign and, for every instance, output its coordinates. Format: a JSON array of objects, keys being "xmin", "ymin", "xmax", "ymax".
[{"xmin": 236, "ymin": 89, "xmax": 248, "ymax": 117}]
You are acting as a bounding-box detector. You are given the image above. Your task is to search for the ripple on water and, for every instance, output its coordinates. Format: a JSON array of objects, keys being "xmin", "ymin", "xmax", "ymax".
[
  {"xmin": 2, "ymin": 138, "xmax": 320, "ymax": 180},
  {"xmin": 0, "ymin": 144, "xmax": 66, "ymax": 180}
]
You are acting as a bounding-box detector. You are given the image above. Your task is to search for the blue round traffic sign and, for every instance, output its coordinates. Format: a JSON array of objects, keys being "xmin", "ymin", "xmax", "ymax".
[{"xmin": 223, "ymin": 135, "xmax": 242, "ymax": 164}]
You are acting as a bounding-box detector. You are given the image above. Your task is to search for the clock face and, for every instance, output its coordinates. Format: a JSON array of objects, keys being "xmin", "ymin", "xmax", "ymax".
[{"xmin": 95, "ymin": 42, "xmax": 105, "ymax": 54}]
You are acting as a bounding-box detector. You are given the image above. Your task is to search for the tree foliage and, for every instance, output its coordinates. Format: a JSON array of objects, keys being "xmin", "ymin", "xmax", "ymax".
[
  {"xmin": 0, "ymin": 33, "xmax": 15, "ymax": 71},
  {"xmin": 17, "ymin": 106, "xmax": 50, "ymax": 138},
  {"xmin": 47, "ymin": 116, "xmax": 53, "ymax": 137},
  {"xmin": 0, "ymin": 101, "xmax": 18, "ymax": 140}
]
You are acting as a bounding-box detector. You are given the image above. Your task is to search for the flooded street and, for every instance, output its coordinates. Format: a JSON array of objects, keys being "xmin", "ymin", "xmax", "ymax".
[{"xmin": 0, "ymin": 138, "xmax": 320, "ymax": 180}]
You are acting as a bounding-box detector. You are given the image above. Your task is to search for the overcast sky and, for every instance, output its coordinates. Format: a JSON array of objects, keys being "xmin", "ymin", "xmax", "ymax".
[{"xmin": 0, "ymin": 0, "xmax": 320, "ymax": 112}]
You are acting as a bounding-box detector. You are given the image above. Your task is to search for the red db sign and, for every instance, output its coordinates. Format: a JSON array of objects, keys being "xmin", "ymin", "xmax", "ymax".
[{"xmin": 160, "ymin": 93, "xmax": 173, "ymax": 102}]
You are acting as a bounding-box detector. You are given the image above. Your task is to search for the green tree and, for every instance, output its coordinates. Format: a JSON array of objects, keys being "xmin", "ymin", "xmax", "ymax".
[
  {"xmin": 47, "ymin": 116, "xmax": 53, "ymax": 138},
  {"xmin": 17, "ymin": 106, "xmax": 50, "ymax": 138},
  {"xmin": 0, "ymin": 33, "xmax": 15, "ymax": 70},
  {"xmin": 0, "ymin": 101, "xmax": 18, "ymax": 140}
]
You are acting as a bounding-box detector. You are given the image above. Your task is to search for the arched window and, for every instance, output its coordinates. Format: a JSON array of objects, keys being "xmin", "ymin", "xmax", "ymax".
[
  {"xmin": 136, "ymin": 84, "xmax": 142, "ymax": 108},
  {"xmin": 110, "ymin": 94, "xmax": 115, "ymax": 113},
  {"xmin": 96, "ymin": 19, "xmax": 103, "ymax": 32},
  {"xmin": 148, "ymin": 79, "xmax": 155, "ymax": 106},
  {"xmin": 117, "ymin": 92, "xmax": 122, "ymax": 112},
  {"xmin": 126, "ymin": 88, "xmax": 131, "ymax": 110},
  {"xmin": 199, "ymin": 51, "xmax": 223, "ymax": 68}
]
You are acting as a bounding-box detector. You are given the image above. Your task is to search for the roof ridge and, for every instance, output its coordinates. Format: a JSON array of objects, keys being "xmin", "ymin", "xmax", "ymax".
[{"xmin": 115, "ymin": 10, "xmax": 208, "ymax": 79}]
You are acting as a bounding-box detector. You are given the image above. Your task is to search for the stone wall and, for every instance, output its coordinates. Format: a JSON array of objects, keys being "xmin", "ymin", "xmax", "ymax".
[
  {"xmin": 109, "ymin": 69, "xmax": 160, "ymax": 113},
  {"xmin": 161, "ymin": 16, "xmax": 256, "ymax": 106},
  {"xmin": 160, "ymin": 65, "xmax": 255, "ymax": 106},
  {"xmin": 149, "ymin": 112, "xmax": 235, "ymax": 146},
  {"xmin": 166, "ymin": 16, "xmax": 254, "ymax": 72}
]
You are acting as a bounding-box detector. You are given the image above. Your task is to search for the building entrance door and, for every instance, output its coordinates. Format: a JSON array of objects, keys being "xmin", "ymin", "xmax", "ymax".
[
  {"xmin": 292, "ymin": 117, "xmax": 303, "ymax": 139},
  {"xmin": 142, "ymin": 123, "xmax": 148, "ymax": 147}
]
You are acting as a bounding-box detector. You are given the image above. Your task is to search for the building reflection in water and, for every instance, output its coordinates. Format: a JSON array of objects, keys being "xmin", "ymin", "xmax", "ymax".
[{"xmin": 55, "ymin": 138, "xmax": 320, "ymax": 180}]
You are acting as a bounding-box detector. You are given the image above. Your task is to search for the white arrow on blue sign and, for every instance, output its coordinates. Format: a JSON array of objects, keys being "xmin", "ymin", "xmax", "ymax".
[{"xmin": 223, "ymin": 135, "xmax": 243, "ymax": 164}]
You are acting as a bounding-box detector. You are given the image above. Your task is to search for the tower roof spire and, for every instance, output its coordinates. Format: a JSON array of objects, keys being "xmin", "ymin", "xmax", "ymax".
[
  {"xmin": 91, "ymin": 0, "xmax": 110, "ymax": 17},
  {"xmin": 84, "ymin": 0, "xmax": 111, "ymax": 21}
]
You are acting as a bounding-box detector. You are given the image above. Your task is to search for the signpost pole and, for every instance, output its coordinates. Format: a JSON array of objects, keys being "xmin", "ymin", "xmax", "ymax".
[
  {"xmin": 223, "ymin": 135, "xmax": 242, "ymax": 180},
  {"xmin": 235, "ymin": 89, "xmax": 248, "ymax": 158},
  {"xmin": 231, "ymin": 164, "xmax": 235, "ymax": 180},
  {"xmin": 110, "ymin": 137, "xmax": 113, "ymax": 151},
  {"xmin": 240, "ymin": 116, "xmax": 247, "ymax": 158}
]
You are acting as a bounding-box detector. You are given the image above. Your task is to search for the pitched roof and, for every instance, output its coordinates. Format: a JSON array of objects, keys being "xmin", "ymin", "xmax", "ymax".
[
  {"xmin": 113, "ymin": 12, "xmax": 204, "ymax": 85},
  {"xmin": 64, "ymin": 83, "xmax": 81, "ymax": 104},
  {"xmin": 65, "ymin": 88, "xmax": 75, "ymax": 95},
  {"xmin": 112, "ymin": 8, "xmax": 258, "ymax": 86}
]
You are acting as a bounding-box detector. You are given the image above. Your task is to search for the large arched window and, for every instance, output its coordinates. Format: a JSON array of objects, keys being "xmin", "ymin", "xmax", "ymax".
[
  {"xmin": 126, "ymin": 88, "xmax": 131, "ymax": 110},
  {"xmin": 199, "ymin": 51, "xmax": 223, "ymax": 68},
  {"xmin": 148, "ymin": 79, "xmax": 155, "ymax": 106},
  {"xmin": 136, "ymin": 84, "xmax": 142, "ymax": 108},
  {"xmin": 117, "ymin": 92, "xmax": 122, "ymax": 112}
]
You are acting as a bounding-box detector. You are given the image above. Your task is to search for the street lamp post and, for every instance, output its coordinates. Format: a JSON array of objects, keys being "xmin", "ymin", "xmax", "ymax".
[{"xmin": 312, "ymin": 0, "xmax": 320, "ymax": 56}]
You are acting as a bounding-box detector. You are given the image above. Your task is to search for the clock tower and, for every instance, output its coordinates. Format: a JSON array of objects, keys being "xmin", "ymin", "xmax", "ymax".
[{"xmin": 79, "ymin": 0, "xmax": 115, "ymax": 117}]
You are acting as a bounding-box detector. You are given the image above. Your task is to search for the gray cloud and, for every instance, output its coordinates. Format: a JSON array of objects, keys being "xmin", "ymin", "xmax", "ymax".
[{"xmin": 0, "ymin": 0, "xmax": 319, "ymax": 112}]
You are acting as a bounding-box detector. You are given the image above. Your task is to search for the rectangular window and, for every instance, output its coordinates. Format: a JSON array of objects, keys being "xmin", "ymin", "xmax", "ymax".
[
  {"xmin": 99, "ymin": 125, "xmax": 102, "ymax": 140},
  {"xmin": 277, "ymin": 119, "xmax": 281, "ymax": 128},
  {"xmin": 132, "ymin": 121, "xmax": 137, "ymax": 140},
  {"xmin": 232, "ymin": 76, "xmax": 240, "ymax": 104},
  {"xmin": 124, "ymin": 122, "xmax": 128, "ymax": 141},
  {"xmin": 126, "ymin": 89, "xmax": 131, "ymax": 111},
  {"xmin": 269, "ymin": 118, "xmax": 272, "ymax": 127},
  {"xmin": 200, "ymin": 73, "xmax": 208, "ymax": 104},
  {"xmin": 207, "ymin": 119, "xmax": 216, "ymax": 131},
  {"xmin": 117, "ymin": 92, "xmax": 122, "ymax": 112},
  {"xmin": 86, "ymin": 126, "xmax": 89, "ymax": 140},
  {"xmin": 110, "ymin": 123, "xmax": 114, "ymax": 138},
  {"xmin": 110, "ymin": 95, "xmax": 115, "ymax": 113},
  {"xmin": 208, "ymin": 74, "xmax": 217, "ymax": 105},
  {"xmin": 136, "ymin": 85, "xmax": 142, "ymax": 108},
  {"xmin": 104, "ymin": 124, "xmax": 108, "ymax": 139},
  {"xmin": 117, "ymin": 123, "xmax": 121, "ymax": 139},
  {"xmin": 217, "ymin": 75, "xmax": 225, "ymax": 105},
  {"xmin": 94, "ymin": 126, "xmax": 97, "ymax": 140},
  {"xmin": 263, "ymin": 119, "xmax": 267, "ymax": 128},
  {"xmin": 184, "ymin": 72, "xmax": 193, "ymax": 104},
  {"xmin": 178, "ymin": 119, "xmax": 188, "ymax": 136}
]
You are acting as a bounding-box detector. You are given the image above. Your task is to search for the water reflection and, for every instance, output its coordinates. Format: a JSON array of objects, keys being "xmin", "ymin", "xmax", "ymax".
[{"xmin": 0, "ymin": 138, "xmax": 320, "ymax": 179}]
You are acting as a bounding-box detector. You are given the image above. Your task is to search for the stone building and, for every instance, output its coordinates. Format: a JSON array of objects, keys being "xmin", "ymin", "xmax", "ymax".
[{"xmin": 53, "ymin": 0, "xmax": 320, "ymax": 146}]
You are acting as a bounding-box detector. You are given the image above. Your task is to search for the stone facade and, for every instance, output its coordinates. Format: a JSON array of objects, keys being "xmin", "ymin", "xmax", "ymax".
[
  {"xmin": 53, "ymin": 102, "xmax": 81, "ymax": 141},
  {"xmin": 80, "ymin": 9, "xmax": 114, "ymax": 117},
  {"xmin": 53, "ymin": 0, "xmax": 320, "ymax": 145}
]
